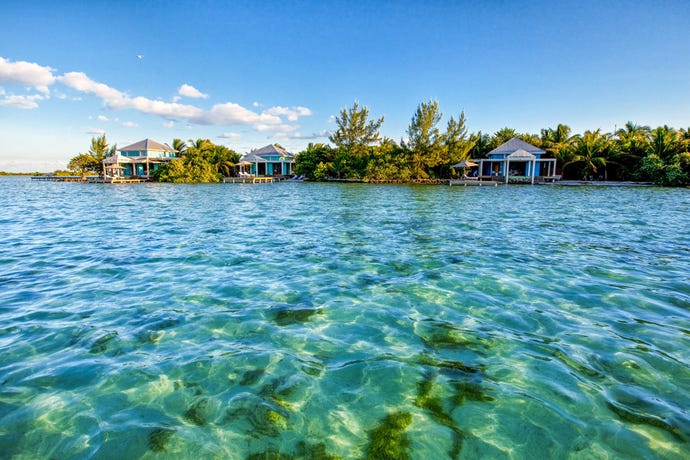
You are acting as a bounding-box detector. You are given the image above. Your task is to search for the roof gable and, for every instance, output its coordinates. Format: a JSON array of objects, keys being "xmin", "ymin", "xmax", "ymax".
[
  {"xmin": 241, "ymin": 144, "xmax": 294, "ymax": 161},
  {"xmin": 488, "ymin": 138, "xmax": 545, "ymax": 156},
  {"xmin": 508, "ymin": 148, "xmax": 536, "ymax": 160},
  {"xmin": 251, "ymin": 144, "xmax": 293, "ymax": 157},
  {"xmin": 119, "ymin": 138, "xmax": 175, "ymax": 152}
]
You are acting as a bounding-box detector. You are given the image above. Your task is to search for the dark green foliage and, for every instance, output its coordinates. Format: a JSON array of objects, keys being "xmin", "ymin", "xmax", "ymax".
[
  {"xmin": 294, "ymin": 143, "xmax": 335, "ymax": 180},
  {"xmin": 364, "ymin": 411, "xmax": 413, "ymax": 460},
  {"xmin": 329, "ymin": 101, "xmax": 384, "ymax": 154},
  {"xmin": 154, "ymin": 138, "xmax": 240, "ymax": 183},
  {"xmin": 68, "ymin": 133, "xmax": 111, "ymax": 175}
]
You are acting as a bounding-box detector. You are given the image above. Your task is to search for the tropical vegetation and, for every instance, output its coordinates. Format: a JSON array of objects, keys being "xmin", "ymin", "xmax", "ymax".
[
  {"xmin": 67, "ymin": 134, "xmax": 115, "ymax": 176},
  {"xmin": 64, "ymin": 103, "xmax": 690, "ymax": 186},
  {"xmin": 152, "ymin": 138, "xmax": 240, "ymax": 183},
  {"xmin": 294, "ymin": 102, "xmax": 690, "ymax": 186}
]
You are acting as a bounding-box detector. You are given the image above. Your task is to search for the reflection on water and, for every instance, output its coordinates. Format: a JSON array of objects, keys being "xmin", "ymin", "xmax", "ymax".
[{"xmin": 0, "ymin": 177, "xmax": 689, "ymax": 458}]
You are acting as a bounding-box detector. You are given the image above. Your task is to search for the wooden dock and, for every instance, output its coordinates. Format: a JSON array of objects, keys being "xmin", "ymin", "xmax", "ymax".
[
  {"xmin": 449, "ymin": 179, "xmax": 498, "ymax": 187},
  {"xmin": 88, "ymin": 178, "xmax": 145, "ymax": 184},
  {"xmin": 223, "ymin": 177, "xmax": 275, "ymax": 184},
  {"xmin": 31, "ymin": 175, "xmax": 89, "ymax": 182}
]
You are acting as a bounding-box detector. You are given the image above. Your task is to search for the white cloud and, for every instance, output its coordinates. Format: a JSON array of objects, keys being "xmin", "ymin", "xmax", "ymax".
[
  {"xmin": 0, "ymin": 94, "xmax": 44, "ymax": 109},
  {"xmin": 97, "ymin": 115, "xmax": 109, "ymax": 121},
  {"xmin": 252, "ymin": 101, "xmax": 261, "ymax": 107},
  {"xmin": 162, "ymin": 121, "xmax": 175, "ymax": 128},
  {"xmin": 0, "ymin": 56, "xmax": 55, "ymax": 94},
  {"xmin": 265, "ymin": 106, "xmax": 313, "ymax": 122},
  {"xmin": 121, "ymin": 121, "xmax": 137, "ymax": 127},
  {"xmin": 178, "ymin": 84, "xmax": 208, "ymax": 99},
  {"xmin": 255, "ymin": 123, "xmax": 298, "ymax": 133},
  {"xmin": 86, "ymin": 128, "xmax": 106, "ymax": 135},
  {"xmin": 327, "ymin": 115, "xmax": 336, "ymax": 123},
  {"xmin": 58, "ymin": 72, "xmax": 127, "ymax": 105},
  {"xmin": 57, "ymin": 68, "xmax": 311, "ymax": 132},
  {"xmin": 0, "ymin": 87, "xmax": 5, "ymax": 96},
  {"xmin": 286, "ymin": 130, "xmax": 331, "ymax": 140},
  {"xmin": 219, "ymin": 132, "xmax": 241, "ymax": 138}
]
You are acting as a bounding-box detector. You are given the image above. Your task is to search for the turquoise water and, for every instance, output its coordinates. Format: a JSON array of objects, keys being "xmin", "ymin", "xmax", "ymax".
[{"xmin": 1, "ymin": 177, "xmax": 689, "ymax": 459}]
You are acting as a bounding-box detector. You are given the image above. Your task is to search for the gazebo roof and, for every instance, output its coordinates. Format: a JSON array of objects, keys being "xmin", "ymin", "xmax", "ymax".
[
  {"xmin": 508, "ymin": 148, "xmax": 536, "ymax": 160},
  {"xmin": 488, "ymin": 138, "xmax": 545, "ymax": 156},
  {"xmin": 119, "ymin": 138, "xmax": 176, "ymax": 153}
]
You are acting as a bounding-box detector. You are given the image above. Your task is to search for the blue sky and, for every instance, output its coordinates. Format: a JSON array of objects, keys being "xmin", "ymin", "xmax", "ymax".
[{"xmin": 1, "ymin": 0, "xmax": 689, "ymax": 171}]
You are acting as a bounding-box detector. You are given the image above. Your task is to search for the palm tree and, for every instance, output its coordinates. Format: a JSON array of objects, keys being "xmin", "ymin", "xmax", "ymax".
[
  {"xmin": 648, "ymin": 126, "xmax": 680, "ymax": 160},
  {"xmin": 566, "ymin": 130, "xmax": 612, "ymax": 180},
  {"xmin": 88, "ymin": 133, "xmax": 109, "ymax": 175},
  {"xmin": 541, "ymin": 124, "xmax": 576, "ymax": 174},
  {"xmin": 172, "ymin": 138, "xmax": 187, "ymax": 157},
  {"xmin": 469, "ymin": 131, "xmax": 491, "ymax": 158},
  {"xmin": 614, "ymin": 122, "xmax": 650, "ymax": 179},
  {"xmin": 89, "ymin": 134, "xmax": 108, "ymax": 161},
  {"xmin": 679, "ymin": 127, "xmax": 690, "ymax": 152},
  {"xmin": 212, "ymin": 145, "xmax": 239, "ymax": 177},
  {"xmin": 490, "ymin": 127, "xmax": 517, "ymax": 149}
]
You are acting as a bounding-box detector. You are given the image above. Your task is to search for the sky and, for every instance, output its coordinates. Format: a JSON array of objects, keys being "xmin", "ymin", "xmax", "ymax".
[{"xmin": 1, "ymin": 0, "xmax": 689, "ymax": 172}]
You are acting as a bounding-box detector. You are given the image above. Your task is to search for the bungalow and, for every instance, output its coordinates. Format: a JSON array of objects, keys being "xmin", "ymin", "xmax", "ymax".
[
  {"xmin": 472, "ymin": 138, "xmax": 558, "ymax": 184},
  {"xmin": 241, "ymin": 144, "xmax": 295, "ymax": 177},
  {"xmin": 103, "ymin": 139, "xmax": 177, "ymax": 179}
]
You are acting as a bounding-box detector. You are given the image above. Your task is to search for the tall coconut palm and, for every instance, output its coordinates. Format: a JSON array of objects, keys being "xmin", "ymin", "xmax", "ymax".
[
  {"xmin": 469, "ymin": 131, "xmax": 491, "ymax": 158},
  {"xmin": 614, "ymin": 122, "xmax": 650, "ymax": 179},
  {"xmin": 566, "ymin": 130, "xmax": 613, "ymax": 180},
  {"xmin": 172, "ymin": 138, "xmax": 187, "ymax": 157},
  {"xmin": 678, "ymin": 128, "xmax": 690, "ymax": 155},
  {"xmin": 648, "ymin": 126, "xmax": 680, "ymax": 160},
  {"xmin": 541, "ymin": 124, "xmax": 576, "ymax": 173}
]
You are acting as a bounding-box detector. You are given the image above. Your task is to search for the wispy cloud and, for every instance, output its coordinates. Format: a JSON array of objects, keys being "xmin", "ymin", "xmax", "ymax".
[
  {"xmin": 218, "ymin": 132, "xmax": 241, "ymax": 138},
  {"xmin": 265, "ymin": 106, "xmax": 313, "ymax": 122},
  {"xmin": 1, "ymin": 55, "xmax": 315, "ymax": 135},
  {"xmin": 86, "ymin": 128, "xmax": 106, "ymax": 135},
  {"xmin": 0, "ymin": 56, "xmax": 55, "ymax": 94},
  {"xmin": 58, "ymin": 71, "xmax": 309, "ymax": 130},
  {"xmin": 0, "ymin": 93, "xmax": 44, "ymax": 109},
  {"xmin": 178, "ymin": 84, "xmax": 208, "ymax": 99},
  {"xmin": 121, "ymin": 121, "xmax": 137, "ymax": 127},
  {"xmin": 282, "ymin": 130, "xmax": 331, "ymax": 140},
  {"xmin": 97, "ymin": 115, "xmax": 109, "ymax": 121}
]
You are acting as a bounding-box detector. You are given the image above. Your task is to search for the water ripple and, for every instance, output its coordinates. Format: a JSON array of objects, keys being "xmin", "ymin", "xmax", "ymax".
[{"xmin": 1, "ymin": 178, "xmax": 689, "ymax": 458}]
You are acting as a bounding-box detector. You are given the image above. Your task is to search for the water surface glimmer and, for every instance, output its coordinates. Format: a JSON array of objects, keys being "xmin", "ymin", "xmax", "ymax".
[{"xmin": 1, "ymin": 177, "xmax": 688, "ymax": 458}]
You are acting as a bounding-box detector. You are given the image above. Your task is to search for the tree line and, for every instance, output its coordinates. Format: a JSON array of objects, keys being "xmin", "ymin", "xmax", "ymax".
[
  {"xmin": 294, "ymin": 101, "xmax": 690, "ymax": 186},
  {"xmin": 67, "ymin": 102, "xmax": 690, "ymax": 186}
]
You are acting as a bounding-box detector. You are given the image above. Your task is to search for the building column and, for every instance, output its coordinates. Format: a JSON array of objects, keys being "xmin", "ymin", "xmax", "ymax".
[{"xmin": 531, "ymin": 159, "xmax": 536, "ymax": 184}]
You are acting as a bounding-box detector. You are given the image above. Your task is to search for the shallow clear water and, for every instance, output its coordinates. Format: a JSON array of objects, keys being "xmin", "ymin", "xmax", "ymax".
[{"xmin": 1, "ymin": 176, "xmax": 689, "ymax": 459}]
